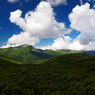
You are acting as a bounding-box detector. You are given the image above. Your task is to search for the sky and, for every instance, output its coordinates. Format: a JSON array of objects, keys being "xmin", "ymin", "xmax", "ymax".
[{"xmin": 0, "ymin": 0, "xmax": 95, "ymax": 50}]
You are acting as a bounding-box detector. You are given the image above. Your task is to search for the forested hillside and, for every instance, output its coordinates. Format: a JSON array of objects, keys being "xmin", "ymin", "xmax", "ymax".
[
  {"xmin": 0, "ymin": 53, "xmax": 95, "ymax": 95},
  {"xmin": 0, "ymin": 54, "xmax": 22, "ymax": 65},
  {"xmin": 0, "ymin": 45, "xmax": 82, "ymax": 64},
  {"xmin": 0, "ymin": 45, "xmax": 53, "ymax": 63}
]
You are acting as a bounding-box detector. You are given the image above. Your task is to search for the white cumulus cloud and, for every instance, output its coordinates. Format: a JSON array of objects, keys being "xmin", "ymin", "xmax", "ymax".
[
  {"xmin": 40, "ymin": 36, "xmax": 95, "ymax": 51},
  {"xmin": 4, "ymin": 1, "xmax": 66, "ymax": 48},
  {"xmin": 41, "ymin": 36, "xmax": 72, "ymax": 50},
  {"xmin": 40, "ymin": 36, "xmax": 84, "ymax": 51},
  {"xmin": 7, "ymin": 32, "xmax": 40, "ymax": 46},
  {"xmin": 69, "ymin": 3, "xmax": 95, "ymax": 45}
]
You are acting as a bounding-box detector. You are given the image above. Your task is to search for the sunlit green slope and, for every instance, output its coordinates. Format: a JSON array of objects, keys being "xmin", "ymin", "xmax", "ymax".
[
  {"xmin": 0, "ymin": 45, "xmax": 53, "ymax": 63},
  {"xmin": 0, "ymin": 45, "xmax": 82, "ymax": 64},
  {"xmin": 0, "ymin": 54, "xmax": 22, "ymax": 64}
]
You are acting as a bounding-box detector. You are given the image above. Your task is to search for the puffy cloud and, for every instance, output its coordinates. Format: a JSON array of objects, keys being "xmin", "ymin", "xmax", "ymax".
[
  {"xmin": 70, "ymin": 38, "xmax": 95, "ymax": 50},
  {"xmin": 40, "ymin": 36, "xmax": 84, "ymax": 51},
  {"xmin": 63, "ymin": 28, "xmax": 72, "ymax": 34},
  {"xmin": 69, "ymin": 3, "xmax": 95, "ymax": 45},
  {"xmin": 69, "ymin": 38, "xmax": 84, "ymax": 50},
  {"xmin": 40, "ymin": 36, "xmax": 95, "ymax": 51},
  {"xmin": 5, "ymin": 1, "xmax": 66, "ymax": 47},
  {"xmin": 40, "ymin": 3, "xmax": 95, "ymax": 51},
  {"xmin": 7, "ymin": 0, "xmax": 19, "ymax": 3},
  {"xmin": 1, "ymin": 44, "xmax": 11, "ymax": 48},
  {"xmin": 7, "ymin": 32, "xmax": 40, "ymax": 46},
  {"xmin": 46, "ymin": 0, "xmax": 67, "ymax": 6},
  {"xmin": 41, "ymin": 36, "xmax": 72, "ymax": 50}
]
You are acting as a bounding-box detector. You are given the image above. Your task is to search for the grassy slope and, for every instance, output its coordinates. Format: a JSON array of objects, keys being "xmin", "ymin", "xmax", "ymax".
[
  {"xmin": 0, "ymin": 46, "xmax": 82, "ymax": 64},
  {"xmin": 0, "ymin": 54, "xmax": 22, "ymax": 64},
  {"xmin": 0, "ymin": 47, "xmax": 53, "ymax": 64},
  {"xmin": 0, "ymin": 53, "xmax": 95, "ymax": 95}
]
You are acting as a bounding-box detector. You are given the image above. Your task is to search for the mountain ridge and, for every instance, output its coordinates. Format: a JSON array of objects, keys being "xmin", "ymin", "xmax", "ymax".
[
  {"xmin": 0, "ymin": 44, "xmax": 95, "ymax": 64},
  {"xmin": 0, "ymin": 45, "xmax": 54, "ymax": 63}
]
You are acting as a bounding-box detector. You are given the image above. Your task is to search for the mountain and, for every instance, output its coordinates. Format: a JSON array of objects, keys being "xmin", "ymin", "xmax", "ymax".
[
  {"xmin": 43, "ymin": 49, "xmax": 82, "ymax": 56},
  {"xmin": 0, "ymin": 44, "xmax": 95, "ymax": 64},
  {"xmin": 0, "ymin": 44, "xmax": 90, "ymax": 64},
  {"xmin": 83, "ymin": 50, "xmax": 95, "ymax": 55},
  {"xmin": 1, "ymin": 53, "xmax": 95, "ymax": 95},
  {"xmin": 0, "ymin": 44, "xmax": 83, "ymax": 64},
  {"xmin": 0, "ymin": 45, "xmax": 54, "ymax": 63},
  {"xmin": 1, "ymin": 44, "xmax": 95, "ymax": 64}
]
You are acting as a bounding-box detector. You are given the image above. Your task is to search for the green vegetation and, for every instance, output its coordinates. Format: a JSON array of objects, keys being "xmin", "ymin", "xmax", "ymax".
[
  {"xmin": 0, "ymin": 53, "xmax": 95, "ymax": 95},
  {"xmin": 0, "ymin": 54, "xmax": 22, "ymax": 64},
  {"xmin": 0, "ymin": 45, "xmax": 53, "ymax": 63},
  {"xmin": 0, "ymin": 45, "xmax": 82, "ymax": 64},
  {"xmin": 44, "ymin": 49, "xmax": 82, "ymax": 56}
]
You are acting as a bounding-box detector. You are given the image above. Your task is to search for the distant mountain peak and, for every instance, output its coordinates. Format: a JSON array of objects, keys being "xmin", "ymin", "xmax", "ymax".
[
  {"xmin": 22, "ymin": 44, "xmax": 29, "ymax": 47},
  {"xmin": 16, "ymin": 44, "xmax": 34, "ymax": 48}
]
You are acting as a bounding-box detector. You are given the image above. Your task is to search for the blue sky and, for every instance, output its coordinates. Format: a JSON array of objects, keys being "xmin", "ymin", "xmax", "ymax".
[{"xmin": 0, "ymin": 0, "xmax": 95, "ymax": 50}]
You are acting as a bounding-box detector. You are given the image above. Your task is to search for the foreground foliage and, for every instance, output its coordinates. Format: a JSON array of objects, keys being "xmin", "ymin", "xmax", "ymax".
[{"xmin": 0, "ymin": 53, "xmax": 95, "ymax": 95}]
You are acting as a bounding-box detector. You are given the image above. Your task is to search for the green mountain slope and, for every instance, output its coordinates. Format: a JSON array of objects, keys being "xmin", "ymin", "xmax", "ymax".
[
  {"xmin": 0, "ymin": 45, "xmax": 82, "ymax": 64},
  {"xmin": 0, "ymin": 45, "xmax": 53, "ymax": 63},
  {"xmin": 0, "ymin": 54, "xmax": 21, "ymax": 64},
  {"xmin": 0, "ymin": 53, "xmax": 95, "ymax": 95}
]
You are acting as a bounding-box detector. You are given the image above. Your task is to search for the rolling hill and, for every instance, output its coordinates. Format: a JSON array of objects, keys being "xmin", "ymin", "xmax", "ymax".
[
  {"xmin": 0, "ymin": 44, "xmax": 95, "ymax": 64},
  {"xmin": 0, "ymin": 53, "xmax": 95, "ymax": 95},
  {"xmin": 0, "ymin": 44, "xmax": 82, "ymax": 64}
]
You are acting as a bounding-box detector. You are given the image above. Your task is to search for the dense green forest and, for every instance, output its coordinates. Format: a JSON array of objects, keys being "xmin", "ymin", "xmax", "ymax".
[{"xmin": 0, "ymin": 53, "xmax": 95, "ymax": 95}]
